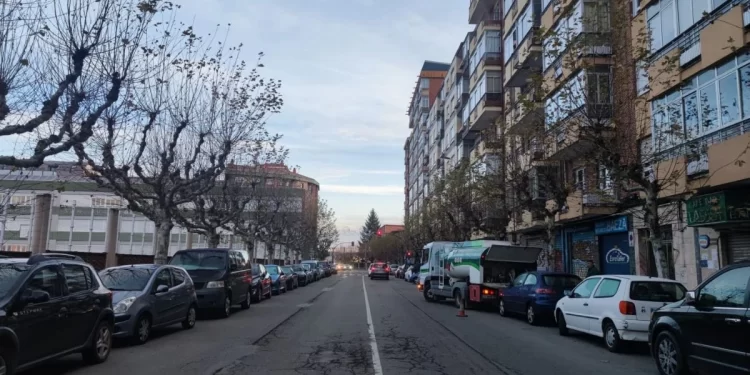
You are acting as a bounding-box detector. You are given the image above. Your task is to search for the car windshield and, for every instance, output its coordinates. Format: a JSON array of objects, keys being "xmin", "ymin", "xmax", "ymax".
[
  {"xmin": 543, "ymin": 275, "xmax": 581, "ymax": 288},
  {"xmin": 301, "ymin": 264, "xmax": 311, "ymax": 270},
  {"xmin": 630, "ymin": 281, "xmax": 687, "ymax": 302},
  {"xmin": 99, "ymin": 268, "xmax": 154, "ymax": 291},
  {"xmin": 0, "ymin": 263, "xmax": 31, "ymax": 299},
  {"xmin": 282, "ymin": 267, "xmax": 293, "ymax": 274},
  {"xmin": 267, "ymin": 266, "xmax": 279, "ymax": 275},
  {"xmin": 169, "ymin": 251, "xmax": 227, "ymax": 271}
]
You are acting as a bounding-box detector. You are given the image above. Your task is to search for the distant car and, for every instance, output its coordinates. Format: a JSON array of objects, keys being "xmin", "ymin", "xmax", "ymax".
[
  {"xmin": 404, "ymin": 265, "xmax": 418, "ymax": 282},
  {"xmin": 555, "ymin": 275, "xmax": 687, "ymax": 353},
  {"xmin": 498, "ymin": 271, "xmax": 580, "ymax": 325},
  {"xmin": 265, "ymin": 265, "xmax": 287, "ymax": 295},
  {"xmin": 169, "ymin": 248, "xmax": 253, "ymax": 318},
  {"xmin": 301, "ymin": 260, "xmax": 323, "ymax": 280},
  {"xmin": 99, "ymin": 264, "xmax": 198, "ymax": 344},
  {"xmin": 300, "ymin": 263, "xmax": 315, "ymax": 283},
  {"xmin": 0, "ymin": 254, "xmax": 114, "ymax": 374},
  {"xmin": 281, "ymin": 266, "xmax": 298, "ymax": 290},
  {"xmin": 369, "ymin": 262, "xmax": 390, "ymax": 280},
  {"xmin": 395, "ymin": 265, "xmax": 407, "ymax": 279},
  {"xmin": 291, "ymin": 265, "xmax": 311, "ymax": 286},
  {"xmin": 389, "ymin": 264, "xmax": 399, "ymax": 275}
]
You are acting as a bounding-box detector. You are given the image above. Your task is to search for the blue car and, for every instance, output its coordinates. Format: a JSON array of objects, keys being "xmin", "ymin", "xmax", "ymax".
[{"xmin": 498, "ymin": 271, "xmax": 580, "ymax": 325}]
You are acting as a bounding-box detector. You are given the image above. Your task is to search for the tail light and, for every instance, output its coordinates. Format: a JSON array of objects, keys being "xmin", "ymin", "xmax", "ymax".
[
  {"xmin": 482, "ymin": 288, "xmax": 495, "ymax": 296},
  {"xmin": 385, "ymin": 267, "xmax": 390, "ymax": 272},
  {"xmin": 619, "ymin": 301, "xmax": 637, "ymax": 315},
  {"xmin": 536, "ymin": 288, "xmax": 556, "ymax": 295}
]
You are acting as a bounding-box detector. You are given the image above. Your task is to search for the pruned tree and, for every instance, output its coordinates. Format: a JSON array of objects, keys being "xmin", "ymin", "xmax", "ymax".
[
  {"xmin": 75, "ymin": 23, "xmax": 283, "ymax": 264},
  {"xmin": 1, "ymin": 0, "xmax": 173, "ymax": 167}
]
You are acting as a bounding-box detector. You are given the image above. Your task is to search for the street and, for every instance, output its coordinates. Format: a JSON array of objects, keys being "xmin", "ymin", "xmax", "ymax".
[{"xmin": 30, "ymin": 271, "xmax": 656, "ymax": 375}]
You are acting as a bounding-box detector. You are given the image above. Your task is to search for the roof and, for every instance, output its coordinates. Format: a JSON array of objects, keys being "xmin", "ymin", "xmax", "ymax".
[
  {"xmin": 226, "ymin": 163, "xmax": 319, "ymax": 186},
  {"xmin": 421, "ymin": 60, "xmax": 450, "ymax": 72}
]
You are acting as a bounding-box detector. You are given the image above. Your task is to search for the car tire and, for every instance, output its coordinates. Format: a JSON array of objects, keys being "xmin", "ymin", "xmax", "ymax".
[
  {"xmin": 557, "ymin": 311, "xmax": 569, "ymax": 336},
  {"xmin": 82, "ymin": 321, "xmax": 113, "ymax": 364},
  {"xmin": 423, "ymin": 282, "xmax": 435, "ymax": 303},
  {"xmin": 182, "ymin": 305, "xmax": 197, "ymax": 329},
  {"xmin": 132, "ymin": 315, "xmax": 151, "ymax": 345},
  {"xmin": 219, "ymin": 296, "xmax": 232, "ymax": 318},
  {"xmin": 0, "ymin": 346, "xmax": 16, "ymax": 375},
  {"xmin": 240, "ymin": 289, "xmax": 251, "ymax": 310},
  {"xmin": 526, "ymin": 304, "xmax": 538, "ymax": 326},
  {"xmin": 252, "ymin": 285, "xmax": 261, "ymax": 303},
  {"xmin": 654, "ymin": 330, "xmax": 687, "ymax": 375},
  {"xmin": 603, "ymin": 321, "xmax": 623, "ymax": 353},
  {"xmin": 498, "ymin": 299, "xmax": 507, "ymax": 317}
]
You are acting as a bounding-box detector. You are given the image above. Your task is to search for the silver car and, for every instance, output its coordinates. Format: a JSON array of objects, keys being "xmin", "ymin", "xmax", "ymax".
[{"xmin": 99, "ymin": 264, "xmax": 198, "ymax": 344}]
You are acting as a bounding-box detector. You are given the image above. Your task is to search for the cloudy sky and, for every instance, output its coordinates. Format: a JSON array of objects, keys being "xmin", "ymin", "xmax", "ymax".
[{"xmin": 173, "ymin": 0, "xmax": 471, "ymax": 242}]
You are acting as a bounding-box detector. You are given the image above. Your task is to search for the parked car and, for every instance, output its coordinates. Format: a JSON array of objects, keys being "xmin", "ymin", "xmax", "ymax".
[
  {"xmin": 0, "ymin": 253, "xmax": 114, "ymax": 375},
  {"xmin": 395, "ymin": 265, "xmax": 408, "ymax": 279},
  {"xmin": 281, "ymin": 266, "xmax": 299, "ymax": 290},
  {"xmin": 320, "ymin": 262, "xmax": 332, "ymax": 277},
  {"xmin": 555, "ymin": 275, "xmax": 686, "ymax": 353},
  {"xmin": 250, "ymin": 263, "xmax": 272, "ymax": 302},
  {"xmin": 405, "ymin": 265, "xmax": 418, "ymax": 283},
  {"xmin": 369, "ymin": 262, "xmax": 390, "ymax": 280},
  {"xmin": 649, "ymin": 261, "xmax": 750, "ymax": 375},
  {"xmin": 498, "ymin": 272, "xmax": 581, "ymax": 325},
  {"xmin": 168, "ymin": 248, "xmax": 252, "ymax": 318},
  {"xmin": 300, "ymin": 263, "xmax": 315, "ymax": 283},
  {"xmin": 301, "ymin": 260, "xmax": 322, "ymax": 281},
  {"xmin": 265, "ymin": 265, "xmax": 287, "ymax": 295},
  {"xmin": 99, "ymin": 264, "xmax": 197, "ymax": 344},
  {"xmin": 389, "ymin": 264, "xmax": 399, "ymax": 275},
  {"xmin": 329, "ymin": 263, "xmax": 338, "ymax": 275}
]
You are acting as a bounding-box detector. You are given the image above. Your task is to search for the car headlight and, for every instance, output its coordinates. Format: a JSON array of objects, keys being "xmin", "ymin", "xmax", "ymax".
[
  {"xmin": 114, "ymin": 296, "xmax": 136, "ymax": 314},
  {"xmin": 206, "ymin": 281, "xmax": 224, "ymax": 289}
]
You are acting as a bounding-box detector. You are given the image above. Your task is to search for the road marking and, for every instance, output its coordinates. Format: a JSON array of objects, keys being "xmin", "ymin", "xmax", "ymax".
[
  {"xmin": 362, "ymin": 276, "xmax": 383, "ymax": 375},
  {"xmin": 321, "ymin": 287, "xmax": 334, "ymax": 292}
]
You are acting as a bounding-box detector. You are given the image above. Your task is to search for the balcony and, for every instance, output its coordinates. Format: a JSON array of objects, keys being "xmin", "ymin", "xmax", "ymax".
[
  {"xmin": 557, "ymin": 190, "xmax": 617, "ymax": 222},
  {"xmin": 508, "ymin": 210, "xmax": 546, "ymax": 233},
  {"xmin": 506, "ymin": 99, "xmax": 543, "ymax": 135},
  {"xmin": 469, "ymin": 93, "xmax": 503, "ymax": 132},
  {"xmin": 546, "ymin": 105, "xmax": 613, "ymax": 160},
  {"xmin": 469, "ymin": 0, "xmax": 498, "ymax": 24},
  {"xmin": 505, "ymin": 30, "xmax": 543, "ymax": 87}
]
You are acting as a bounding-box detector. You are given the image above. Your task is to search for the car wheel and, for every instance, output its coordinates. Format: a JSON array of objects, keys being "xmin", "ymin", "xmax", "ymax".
[
  {"xmin": 82, "ymin": 321, "xmax": 112, "ymax": 364},
  {"xmin": 219, "ymin": 296, "xmax": 231, "ymax": 318},
  {"xmin": 240, "ymin": 289, "xmax": 251, "ymax": 310},
  {"xmin": 132, "ymin": 315, "xmax": 151, "ymax": 345},
  {"xmin": 0, "ymin": 346, "xmax": 16, "ymax": 375},
  {"xmin": 603, "ymin": 321, "xmax": 622, "ymax": 353},
  {"xmin": 423, "ymin": 282, "xmax": 435, "ymax": 302},
  {"xmin": 654, "ymin": 331, "xmax": 687, "ymax": 375},
  {"xmin": 557, "ymin": 311, "xmax": 569, "ymax": 336},
  {"xmin": 526, "ymin": 304, "xmax": 538, "ymax": 325},
  {"xmin": 498, "ymin": 299, "xmax": 507, "ymax": 316},
  {"xmin": 252, "ymin": 285, "xmax": 261, "ymax": 303},
  {"xmin": 182, "ymin": 305, "xmax": 197, "ymax": 329}
]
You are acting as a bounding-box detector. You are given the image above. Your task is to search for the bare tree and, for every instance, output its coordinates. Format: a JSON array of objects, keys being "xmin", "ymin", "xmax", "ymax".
[
  {"xmin": 314, "ymin": 198, "xmax": 338, "ymax": 261},
  {"xmin": 0, "ymin": 0, "xmax": 175, "ymax": 167},
  {"xmin": 75, "ymin": 23, "xmax": 283, "ymax": 264}
]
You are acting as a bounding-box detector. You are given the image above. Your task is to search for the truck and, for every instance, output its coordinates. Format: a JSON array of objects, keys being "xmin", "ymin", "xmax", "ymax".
[{"xmin": 418, "ymin": 240, "xmax": 543, "ymax": 308}]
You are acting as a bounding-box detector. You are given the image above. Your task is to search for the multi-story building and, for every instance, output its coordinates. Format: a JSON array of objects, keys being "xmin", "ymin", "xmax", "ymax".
[
  {"xmin": 404, "ymin": 61, "xmax": 450, "ymax": 218},
  {"xmin": 0, "ymin": 162, "xmax": 319, "ymax": 268},
  {"xmin": 632, "ymin": 0, "xmax": 750, "ymax": 288}
]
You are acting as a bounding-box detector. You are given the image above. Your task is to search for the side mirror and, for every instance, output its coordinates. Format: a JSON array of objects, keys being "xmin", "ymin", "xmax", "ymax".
[
  {"xmin": 21, "ymin": 289, "xmax": 50, "ymax": 305},
  {"xmin": 684, "ymin": 291, "xmax": 696, "ymax": 305},
  {"xmin": 564, "ymin": 290, "xmax": 573, "ymax": 297},
  {"xmin": 155, "ymin": 284, "xmax": 169, "ymax": 294}
]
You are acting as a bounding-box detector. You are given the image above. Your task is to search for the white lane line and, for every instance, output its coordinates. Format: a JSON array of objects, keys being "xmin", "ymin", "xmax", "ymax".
[{"xmin": 362, "ymin": 276, "xmax": 384, "ymax": 375}]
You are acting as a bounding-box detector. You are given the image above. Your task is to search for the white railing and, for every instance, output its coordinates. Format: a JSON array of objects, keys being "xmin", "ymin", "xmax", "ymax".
[{"xmin": 679, "ymin": 42, "xmax": 701, "ymax": 67}]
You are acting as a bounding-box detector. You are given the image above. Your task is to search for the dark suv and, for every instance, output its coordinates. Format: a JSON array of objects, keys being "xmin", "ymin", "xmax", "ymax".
[
  {"xmin": 0, "ymin": 253, "xmax": 114, "ymax": 375},
  {"xmin": 649, "ymin": 261, "xmax": 750, "ymax": 375}
]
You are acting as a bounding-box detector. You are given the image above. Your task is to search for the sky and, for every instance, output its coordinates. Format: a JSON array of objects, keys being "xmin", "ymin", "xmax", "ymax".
[{"xmin": 174, "ymin": 0, "xmax": 472, "ymax": 243}]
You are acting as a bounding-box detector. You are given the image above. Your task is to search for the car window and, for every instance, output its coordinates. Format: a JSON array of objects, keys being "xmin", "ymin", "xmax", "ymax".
[
  {"xmin": 152, "ymin": 269, "xmax": 172, "ymax": 292},
  {"xmin": 100, "ymin": 268, "xmax": 154, "ymax": 291},
  {"xmin": 234, "ymin": 250, "xmax": 249, "ymax": 267},
  {"xmin": 62, "ymin": 264, "xmax": 89, "ymax": 294},
  {"xmin": 572, "ymin": 278, "xmax": 601, "ymax": 298},
  {"xmin": 0, "ymin": 263, "xmax": 32, "ymax": 299},
  {"xmin": 251, "ymin": 263, "xmax": 260, "ymax": 275},
  {"xmin": 170, "ymin": 250, "xmax": 228, "ymax": 271},
  {"xmin": 698, "ymin": 266, "xmax": 750, "ymax": 308},
  {"xmin": 171, "ymin": 268, "xmax": 186, "ymax": 285},
  {"xmin": 25, "ymin": 266, "xmax": 64, "ymax": 299},
  {"xmin": 523, "ymin": 274, "xmax": 538, "ymax": 286},
  {"xmin": 513, "ymin": 273, "xmax": 527, "ymax": 287},
  {"xmin": 542, "ymin": 275, "xmax": 581, "ymax": 288},
  {"xmin": 259, "ymin": 264, "xmax": 266, "ymax": 275},
  {"xmin": 594, "ymin": 278, "xmax": 621, "ymax": 298},
  {"xmin": 630, "ymin": 281, "xmax": 686, "ymax": 302},
  {"xmin": 84, "ymin": 266, "xmax": 99, "ymax": 288},
  {"xmin": 267, "ymin": 266, "xmax": 279, "ymax": 275}
]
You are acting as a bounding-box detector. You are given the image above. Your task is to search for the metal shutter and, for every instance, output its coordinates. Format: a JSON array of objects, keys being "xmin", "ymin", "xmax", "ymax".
[{"xmin": 728, "ymin": 232, "xmax": 750, "ymax": 263}]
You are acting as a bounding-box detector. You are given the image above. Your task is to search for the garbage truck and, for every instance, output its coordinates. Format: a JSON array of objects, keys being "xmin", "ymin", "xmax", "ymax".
[{"xmin": 418, "ymin": 240, "xmax": 543, "ymax": 308}]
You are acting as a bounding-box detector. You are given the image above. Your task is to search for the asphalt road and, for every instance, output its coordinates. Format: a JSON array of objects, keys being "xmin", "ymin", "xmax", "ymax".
[{"xmin": 30, "ymin": 271, "xmax": 657, "ymax": 375}]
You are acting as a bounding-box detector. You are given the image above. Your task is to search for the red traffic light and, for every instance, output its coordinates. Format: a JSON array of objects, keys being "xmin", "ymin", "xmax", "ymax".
[{"xmin": 406, "ymin": 252, "xmax": 412, "ymax": 257}]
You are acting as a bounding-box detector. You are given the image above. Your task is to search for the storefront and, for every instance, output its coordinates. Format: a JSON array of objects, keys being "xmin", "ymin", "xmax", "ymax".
[
  {"xmin": 594, "ymin": 216, "xmax": 632, "ymax": 275},
  {"xmin": 565, "ymin": 226, "xmax": 597, "ymax": 279},
  {"xmin": 687, "ymin": 190, "xmax": 750, "ymax": 264}
]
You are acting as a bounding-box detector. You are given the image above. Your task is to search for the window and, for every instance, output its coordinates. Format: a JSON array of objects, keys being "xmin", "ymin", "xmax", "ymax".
[
  {"xmin": 574, "ymin": 168, "xmax": 585, "ymax": 190},
  {"xmin": 587, "ymin": 71, "xmax": 612, "ymax": 104},
  {"xmin": 25, "ymin": 266, "xmax": 64, "ymax": 299},
  {"xmin": 545, "ymin": 70, "xmax": 589, "ymax": 126},
  {"xmin": 636, "ymin": 62, "xmax": 649, "ymax": 95},
  {"xmin": 598, "ymin": 165, "xmax": 612, "ymax": 192},
  {"xmin": 152, "ymin": 269, "xmax": 172, "ymax": 292},
  {"xmin": 62, "ymin": 265, "xmax": 89, "ymax": 294},
  {"xmin": 92, "ymin": 196, "xmax": 121, "ymax": 207},
  {"xmin": 630, "ymin": 281, "xmax": 686, "ymax": 302},
  {"xmin": 523, "ymin": 274, "xmax": 538, "ymax": 286},
  {"xmin": 648, "ymin": 0, "xmax": 717, "ymax": 53},
  {"xmin": 513, "ymin": 273, "xmax": 528, "ymax": 286},
  {"xmin": 572, "ymin": 277, "xmax": 601, "ymax": 298},
  {"xmin": 420, "ymin": 78, "xmax": 429, "ymax": 90},
  {"xmin": 504, "ymin": 0, "xmax": 514, "ymax": 15},
  {"xmin": 171, "ymin": 268, "xmax": 186, "ymax": 285},
  {"xmin": 632, "ymin": 0, "xmax": 641, "ymax": 16},
  {"xmin": 594, "ymin": 278, "xmax": 621, "ymax": 298},
  {"xmin": 582, "ymin": 1, "xmax": 611, "ymax": 33},
  {"xmin": 471, "ymin": 31, "xmax": 502, "ymax": 73},
  {"xmin": 698, "ymin": 266, "xmax": 750, "ymax": 308},
  {"xmin": 518, "ymin": 4, "xmax": 534, "ymax": 43},
  {"xmin": 100, "ymin": 268, "xmax": 154, "ymax": 291}
]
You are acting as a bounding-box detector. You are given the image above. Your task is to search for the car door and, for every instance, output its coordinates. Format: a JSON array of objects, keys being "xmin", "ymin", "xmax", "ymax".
[
  {"xmin": 505, "ymin": 273, "xmax": 527, "ymax": 313},
  {"xmin": 683, "ymin": 265, "xmax": 750, "ymax": 373},
  {"xmin": 521, "ymin": 273, "xmax": 539, "ymax": 308},
  {"xmin": 561, "ymin": 277, "xmax": 601, "ymax": 333},
  {"xmin": 259, "ymin": 264, "xmax": 270, "ymax": 296},
  {"xmin": 227, "ymin": 252, "xmax": 242, "ymax": 304},
  {"xmin": 13, "ymin": 265, "xmax": 67, "ymax": 363},
  {"xmin": 60, "ymin": 263, "xmax": 99, "ymax": 347},
  {"xmin": 150, "ymin": 268, "xmax": 175, "ymax": 325},
  {"xmin": 169, "ymin": 268, "xmax": 191, "ymax": 321}
]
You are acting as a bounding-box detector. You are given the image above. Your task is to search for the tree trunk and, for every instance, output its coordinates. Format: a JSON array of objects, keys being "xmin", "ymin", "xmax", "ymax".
[
  {"xmin": 154, "ymin": 220, "xmax": 173, "ymax": 265},
  {"xmin": 645, "ymin": 191, "xmax": 669, "ymax": 279},
  {"xmin": 207, "ymin": 232, "xmax": 221, "ymax": 248}
]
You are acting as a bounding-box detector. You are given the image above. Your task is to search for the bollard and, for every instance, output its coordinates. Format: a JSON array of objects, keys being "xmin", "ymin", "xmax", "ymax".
[{"xmin": 456, "ymin": 291, "xmax": 468, "ymax": 318}]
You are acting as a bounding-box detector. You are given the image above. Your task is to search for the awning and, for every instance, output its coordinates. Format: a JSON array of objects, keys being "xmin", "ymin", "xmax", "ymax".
[{"xmin": 483, "ymin": 245, "xmax": 543, "ymax": 264}]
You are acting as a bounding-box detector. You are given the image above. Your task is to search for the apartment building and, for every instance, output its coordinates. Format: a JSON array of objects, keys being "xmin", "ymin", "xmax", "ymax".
[
  {"xmin": 404, "ymin": 61, "xmax": 450, "ymax": 218},
  {"xmin": 632, "ymin": 0, "xmax": 750, "ymax": 288}
]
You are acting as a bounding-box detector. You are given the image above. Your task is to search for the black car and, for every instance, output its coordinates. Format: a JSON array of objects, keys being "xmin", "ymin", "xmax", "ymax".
[
  {"xmin": 291, "ymin": 265, "xmax": 310, "ymax": 286},
  {"xmin": 169, "ymin": 248, "xmax": 252, "ymax": 318},
  {"xmin": 649, "ymin": 261, "xmax": 750, "ymax": 375},
  {"xmin": 0, "ymin": 253, "xmax": 115, "ymax": 375},
  {"xmin": 250, "ymin": 263, "xmax": 272, "ymax": 302},
  {"xmin": 281, "ymin": 266, "xmax": 299, "ymax": 290}
]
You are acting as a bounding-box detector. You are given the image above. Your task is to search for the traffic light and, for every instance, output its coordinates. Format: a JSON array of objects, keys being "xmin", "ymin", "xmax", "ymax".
[{"xmin": 406, "ymin": 251, "xmax": 412, "ymax": 257}]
